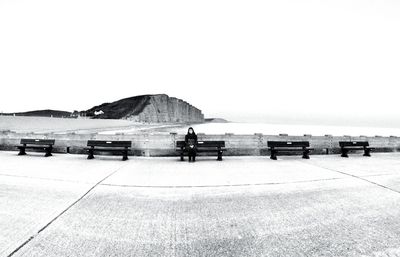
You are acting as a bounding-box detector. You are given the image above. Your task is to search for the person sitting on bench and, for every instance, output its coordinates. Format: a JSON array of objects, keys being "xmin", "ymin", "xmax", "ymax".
[{"xmin": 185, "ymin": 127, "xmax": 197, "ymax": 162}]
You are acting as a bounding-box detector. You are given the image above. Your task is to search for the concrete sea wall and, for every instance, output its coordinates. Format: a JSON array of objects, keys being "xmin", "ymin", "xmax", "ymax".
[{"xmin": 1, "ymin": 131, "xmax": 400, "ymax": 157}]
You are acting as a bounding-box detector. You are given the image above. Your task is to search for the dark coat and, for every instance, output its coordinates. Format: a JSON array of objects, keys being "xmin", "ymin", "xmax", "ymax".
[{"xmin": 185, "ymin": 127, "xmax": 198, "ymax": 151}]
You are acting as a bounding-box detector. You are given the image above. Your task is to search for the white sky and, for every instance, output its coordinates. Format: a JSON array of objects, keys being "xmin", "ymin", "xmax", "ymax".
[{"xmin": 1, "ymin": 0, "xmax": 400, "ymax": 125}]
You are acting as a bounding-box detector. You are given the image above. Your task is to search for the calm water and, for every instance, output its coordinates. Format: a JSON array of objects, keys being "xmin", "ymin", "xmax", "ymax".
[
  {"xmin": 3, "ymin": 116, "xmax": 399, "ymax": 137},
  {"xmin": 102, "ymin": 122, "xmax": 400, "ymax": 137}
]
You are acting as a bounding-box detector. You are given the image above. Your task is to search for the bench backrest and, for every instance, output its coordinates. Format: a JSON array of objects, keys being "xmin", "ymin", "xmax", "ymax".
[
  {"xmin": 176, "ymin": 141, "xmax": 225, "ymax": 148},
  {"xmin": 339, "ymin": 141, "xmax": 369, "ymax": 147},
  {"xmin": 20, "ymin": 139, "xmax": 55, "ymax": 145},
  {"xmin": 268, "ymin": 141, "xmax": 310, "ymax": 148},
  {"xmin": 87, "ymin": 140, "xmax": 131, "ymax": 148}
]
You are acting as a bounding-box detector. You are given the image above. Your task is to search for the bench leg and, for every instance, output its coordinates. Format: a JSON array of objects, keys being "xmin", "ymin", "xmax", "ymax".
[
  {"xmin": 270, "ymin": 150, "xmax": 277, "ymax": 160},
  {"xmin": 364, "ymin": 148, "xmax": 371, "ymax": 157},
  {"xmin": 44, "ymin": 147, "xmax": 53, "ymax": 157},
  {"xmin": 341, "ymin": 148, "xmax": 349, "ymax": 158},
  {"xmin": 217, "ymin": 151, "xmax": 223, "ymax": 161},
  {"xmin": 87, "ymin": 149, "xmax": 94, "ymax": 159},
  {"xmin": 18, "ymin": 147, "xmax": 26, "ymax": 156},
  {"xmin": 302, "ymin": 149, "xmax": 310, "ymax": 159},
  {"xmin": 122, "ymin": 150, "xmax": 128, "ymax": 161},
  {"xmin": 180, "ymin": 151, "xmax": 184, "ymax": 161}
]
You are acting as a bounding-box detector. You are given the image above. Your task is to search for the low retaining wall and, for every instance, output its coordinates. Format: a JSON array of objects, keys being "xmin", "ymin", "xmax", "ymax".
[{"xmin": 1, "ymin": 131, "xmax": 400, "ymax": 157}]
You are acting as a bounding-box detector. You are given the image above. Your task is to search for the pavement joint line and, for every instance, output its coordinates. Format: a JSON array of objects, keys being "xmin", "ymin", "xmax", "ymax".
[
  {"xmin": 0, "ymin": 172, "xmax": 95, "ymax": 185},
  {"xmin": 6, "ymin": 163, "xmax": 128, "ymax": 257},
  {"xmin": 300, "ymin": 160, "xmax": 400, "ymax": 195},
  {"xmin": 361, "ymin": 172, "xmax": 400, "ymax": 178},
  {"xmin": 99, "ymin": 177, "xmax": 345, "ymax": 189}
]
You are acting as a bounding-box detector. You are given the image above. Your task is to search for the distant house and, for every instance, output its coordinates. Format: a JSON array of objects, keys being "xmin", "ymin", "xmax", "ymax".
[{"xmin": 94, "ymin": 110, "xmax": 104, "ymax": 116}]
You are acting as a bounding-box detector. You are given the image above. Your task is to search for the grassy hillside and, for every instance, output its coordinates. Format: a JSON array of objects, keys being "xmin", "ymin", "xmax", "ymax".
[
  {"xmin": 2, "ymin": 109, "xmax": 72, "ymax": 118},
  {"xmin": 83, "ymin": 95, "xmax": 151, "ymax": 119}
]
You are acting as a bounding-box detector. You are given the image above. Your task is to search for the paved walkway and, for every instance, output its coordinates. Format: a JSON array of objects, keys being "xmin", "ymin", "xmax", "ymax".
[{"xmin": 1, "ymin": 151, "xmax": 400, "ymax": 256}]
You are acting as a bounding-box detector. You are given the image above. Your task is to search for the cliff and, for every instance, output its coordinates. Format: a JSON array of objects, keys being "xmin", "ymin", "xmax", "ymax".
[{"xmin": 83, "ymin": 94, "xmax": 204, "ymax": 123}]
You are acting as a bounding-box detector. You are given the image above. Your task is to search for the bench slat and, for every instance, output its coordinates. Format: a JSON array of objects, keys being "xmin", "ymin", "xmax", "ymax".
[
  {"xmin": 339, "ymin": 141, "xmax": 369, "ymax": 147},
  {"xmin": 268, "ymin": 141, "xmax": 310, "ymax": 148},
  {"xmin": 19, "ymin": 146, "xmax": 52, "ymax": 149},
  {"xmin": 176, "ymin": 141, "xmax": 225, "ymax": 148},
  {"xmin": 20, "ymin": 139, "xmax": 55, "ymax": 145},
  {"xmin": 268, "ymin": 148, "xmax": 312, "ymax": 151},
  {"xmin": 342, "ymin": 147, "xmax": 373, "ymax": 150},
  {"xmin": 87, "ymin": 140, "xmax": 131, "ymax": 148},
  {"xmin": 84, "ymin": 147, "xmax": 129, "ymax": 152}
]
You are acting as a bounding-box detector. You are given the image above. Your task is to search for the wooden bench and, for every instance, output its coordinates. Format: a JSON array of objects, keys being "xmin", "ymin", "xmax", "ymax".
[
  {"xmin": 339, "ymin": 141, "xmax": 374, "ymax": 157},
  {"xmin": 176, "ymin": 141, "xmax": 225, "ymax": 161},
  {"xmin": 17, "ymin": 139, "xmax": 55, "ymax": 157},
  {"xmin": 268, "ymin": 141, "xmax": 313, "ymax": 160},
  {"xmin": 85, "ymin": 140, "xmax": 131, "ymax": 161}
]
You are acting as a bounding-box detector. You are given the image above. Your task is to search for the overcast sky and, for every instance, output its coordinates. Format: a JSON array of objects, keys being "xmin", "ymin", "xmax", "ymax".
[{"xmin": 1, "ymin": 0, "xmax": 399, "ymax": 126}]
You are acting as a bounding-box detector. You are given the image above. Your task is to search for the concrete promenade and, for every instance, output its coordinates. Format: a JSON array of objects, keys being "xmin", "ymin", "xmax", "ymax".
[{"xmin": 1, "ymin": 151, "xmax": 400, "ymax": 256}]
